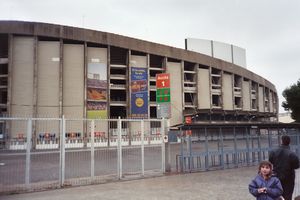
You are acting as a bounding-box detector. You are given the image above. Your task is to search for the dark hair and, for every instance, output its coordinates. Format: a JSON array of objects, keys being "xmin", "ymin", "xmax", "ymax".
[
  {"xmin": 281, "ymin": 135, "xmax": 291, "ymax": 146},
  {"xmin": 258, "ymin": 160, "xmax": 273, "ymax": 178}
]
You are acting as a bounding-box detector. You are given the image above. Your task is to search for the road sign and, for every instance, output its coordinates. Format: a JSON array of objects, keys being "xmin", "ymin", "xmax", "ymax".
[
  {"xmin": 156, "ymin": 73, "xmax": 171, "ymax": 103},
  {"xmin": 185, "ymin": 116, "xmax": 192, "ymax": 124},
  {"xmin": 156, "ymin": 73, "xmax": 170, "ymax": 88},
  {"xmin": 156, "ymin": 88, "xmax": 170, "ymax": 103},
  {"xmin": 157, "ymin": 103, "xmax": 171, "ymax": 119}
]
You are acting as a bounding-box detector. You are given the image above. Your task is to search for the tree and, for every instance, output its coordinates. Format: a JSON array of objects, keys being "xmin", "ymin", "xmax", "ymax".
[{"xmin": 282, "ymin": 79, "xmax": 300, "ymax": 122}]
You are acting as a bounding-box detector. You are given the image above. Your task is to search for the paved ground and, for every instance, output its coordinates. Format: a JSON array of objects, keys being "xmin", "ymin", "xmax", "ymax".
[
  {"xmin": 0, "ymin": 166, "xmax": 264, "ymax": 200},
  {"xmin": 2, "ymin": 165, "xmax": 300, "ymax": 200}
]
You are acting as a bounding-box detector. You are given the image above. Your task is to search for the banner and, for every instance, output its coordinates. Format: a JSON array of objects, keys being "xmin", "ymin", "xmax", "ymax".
[
  {"xmin": 87, "ymin": 63, "xmax": 107, "ymax": 119},
  {"xmin": 131, "ymin": 67, "xmax": 148, "ymax": 118}
]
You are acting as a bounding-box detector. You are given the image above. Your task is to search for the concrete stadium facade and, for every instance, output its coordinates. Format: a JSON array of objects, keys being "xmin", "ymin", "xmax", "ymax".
[{"xmin": 0, "ymin": 21, "xmax": 278, "ymax": 139}]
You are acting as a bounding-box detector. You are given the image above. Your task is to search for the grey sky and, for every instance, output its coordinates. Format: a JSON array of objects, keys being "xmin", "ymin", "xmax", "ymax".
[{"xmin": 1, "ymin": 0, "xmax": 300, "ymax": 112}]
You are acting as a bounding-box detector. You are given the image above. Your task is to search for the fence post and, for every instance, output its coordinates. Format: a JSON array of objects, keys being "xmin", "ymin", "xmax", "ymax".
[
  {"xmin": 187, "ymin": 133, "xmax": 192, "ymax": 172},
  {"xmin": 141, "ymin": 120, "xmax": 144, "ymax": 176},
  {"xmin": 245, "ymin": 127, "xmax": 250, "ymax": 165},
  {"xmin": 233, "ymin": 126, "xmax": 238, "ymax": 167},
  {"xmin": 59, "ymin": 115, "xmax": 66, "ymax": 186},
  {"xmin": 258, "ymin": 129, "xmax": 262, "ymax": 162},
  {"xmin": 165, "ymin": 119, "xmax": 171, "ymax": 172},
  {"xmin": 204, "ymin": 127, "xmax": 209, "ymax": 170},
  {"xmin": 297, "ymin": 128, "xmax": 300, "ymax": 157},
  {"xmin": 179, "ymin": 129, "xmax": 184, "ymax": 172},
  {"xmin": 161, "ymin": 118, "xmax": 166, "ymax": 173},
  {"xmin": 219, "ymin": 127, "xmax": 224, "ymax": 169},
  {"xmin": 117, "ymin": 116, "xmax": 122, "ymax": 179},
  {"xmin": 25, "ymin": 119, "xmax": 32, "ymax": 188},
  {"xmin": 91, "ymin": 120, "xmax": 95, "ymax": 180}
]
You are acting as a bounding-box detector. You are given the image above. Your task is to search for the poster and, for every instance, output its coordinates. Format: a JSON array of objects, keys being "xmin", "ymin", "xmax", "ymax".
[
  {"xmin": 131, "ymin": 67, "xmax": 148, "ymax": 118},
  {"xmin": 87, "ymin": 63, "xmax": 107, "ymax": 119}
]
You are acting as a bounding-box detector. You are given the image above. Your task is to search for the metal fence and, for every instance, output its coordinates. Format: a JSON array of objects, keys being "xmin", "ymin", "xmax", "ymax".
[
  {"xmin": 177, "ymin": 124, "xmax": 300, "ymax": 198},
  {"xmin": 2, "ymin": 119, "xmax": 300, "ymax": 196},
  {"xmin": 0, "ymin": 117, "xmax": 167, "ymax": 194},
  {"xmin": 177, "ymin": 125, "xmax": 300, "ymax": 172}
]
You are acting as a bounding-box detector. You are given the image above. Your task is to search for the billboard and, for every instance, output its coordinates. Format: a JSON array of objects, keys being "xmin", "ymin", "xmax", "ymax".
[
  {"xmin": 130, "ymin": 67, "xmax": 148, "ymax": 118},
  {"xmin": 87, "ymin": 63, "xmax": 107, "ymax": 119}
]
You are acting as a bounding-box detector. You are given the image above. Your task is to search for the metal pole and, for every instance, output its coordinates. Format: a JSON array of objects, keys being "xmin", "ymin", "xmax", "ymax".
[
  {"xmin": 25, "ymin": 119, "xmax": 32, "ymax": 188},
  {"xmin": 187, "ymin": 131, "xmax": 192, "ymax": 172},
  {"xmin": 117, "ymin": 116, "xmax": 122, "ymax": 179},
  {"xmin": 205, "ymin": 127, "xmax": 209, "ymax": 170},
  {"xmin": 258, "ymin": 128, "xmax": 262, "ymax": 162},
  {"xmin": 233, "ymin": 127, "xmax": 238, "ymax": 167},
  {"xmin": 297, "ymin": 128, "xmax": 300, "ymax": 156},
  {"xmin": 180, "ymin": 128, "xmax": 184, "ymax": 172},
  {"xmin": 59, "ymin": 115, "xmax": 66, "ymax": 186},
  {"xmin": 91, "ymin": 120, "xmax": 95, "ymax": 179},
  {"xmin": 141, "ymin": 120, "xmax": 144, "ymax": 176},
  {"xmin": 220, "ymin": 127, "xmax": 224, "ymax": 169},
  {"xmin": 245, "ymin": 127, "xmax": 250, "ymax": 165},
  {"xmin": 167, "ymin": 119, "xmax": 171, "ymax": 172},
  {"xmin": 161, "ymin": 118, "xmax": 165, "ymax": 173}
]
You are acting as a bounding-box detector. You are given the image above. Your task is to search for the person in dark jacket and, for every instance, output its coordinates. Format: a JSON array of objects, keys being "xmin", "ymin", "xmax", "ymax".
[
  {"xmin": 269, "ymin": 135, "xmax": 300, "ymax": 200},
  {"xmin": 249, "ymin": 160, "xmax": 283, "ymax": 200}
]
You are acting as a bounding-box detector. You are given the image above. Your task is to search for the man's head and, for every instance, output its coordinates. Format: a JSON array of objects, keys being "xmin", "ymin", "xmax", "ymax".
[{"xmin": 281, "ymin": 135, "xmax": 291, "ymax": 146}]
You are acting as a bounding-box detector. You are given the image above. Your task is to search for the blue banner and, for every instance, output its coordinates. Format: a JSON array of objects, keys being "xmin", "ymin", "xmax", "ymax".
[{"xmin": 131, "ymin": 67, "xmax": 148, "ymax": 118}]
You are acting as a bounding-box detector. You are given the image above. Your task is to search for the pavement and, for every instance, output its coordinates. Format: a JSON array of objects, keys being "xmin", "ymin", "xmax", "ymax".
[
  {"xmin": 1, "ymin": 166, "xmax": 300, "ymax": 200},
  {"xmin": 1, "ymin": 166, "xmax": 261, "ymax": 200}
]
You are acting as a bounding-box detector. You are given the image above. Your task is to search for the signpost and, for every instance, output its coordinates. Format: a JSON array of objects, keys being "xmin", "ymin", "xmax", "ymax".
[
  {"xmin": 185, "ymin": 116, "xmax": 192, "ymax": 124},
  {"xmin": 156, "ymin": 73, "xmax": 171, "ymax": 118}
]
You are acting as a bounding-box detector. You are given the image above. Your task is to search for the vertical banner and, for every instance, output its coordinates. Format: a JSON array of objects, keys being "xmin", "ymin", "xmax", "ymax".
[
  {"xmin": 87, "ymin": 63, "xmax": 107, "ymax": 119},
  {"xmin": 131, "ymin": 67, "xmax": 148, "ymax": 118}
]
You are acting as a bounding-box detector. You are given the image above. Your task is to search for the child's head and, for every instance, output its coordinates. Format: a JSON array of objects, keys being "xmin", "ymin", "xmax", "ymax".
[{"xmin": 258, "ymin": 160, "xmax": 273, "ymax": 178}]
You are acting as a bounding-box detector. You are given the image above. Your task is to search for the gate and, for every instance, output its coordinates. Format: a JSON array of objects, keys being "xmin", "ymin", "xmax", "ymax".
[{"xmin": 0, "ymin": 117, "xmax": 167, "ymax": 194}]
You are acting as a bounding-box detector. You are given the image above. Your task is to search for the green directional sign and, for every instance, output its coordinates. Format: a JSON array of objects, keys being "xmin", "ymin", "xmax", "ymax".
[{"xmin": 156, "ymin": 88, "xmax": 170, "ymax": 103}]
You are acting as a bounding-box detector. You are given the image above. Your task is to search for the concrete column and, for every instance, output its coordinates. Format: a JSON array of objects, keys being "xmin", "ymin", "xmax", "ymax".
[
  {"xmin": 59, "ymin": 39, "xmax": 63, "ymax": 117},
  {"xmin": 7, "ymin": 34, "xmax": 13, "ymax": 117},
  {"xmin": 32, "ymin": 36, "xmax": 38, "ymax": 148},
  {"xmin": 181, "ymin": 61, "xmax": 185, "ymax": 112}
]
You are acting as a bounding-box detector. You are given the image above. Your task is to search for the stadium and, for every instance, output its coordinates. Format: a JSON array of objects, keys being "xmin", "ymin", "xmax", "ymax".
[{"xmin": 0, "ymin": 20, "xmax": 278, "ymax": 141}]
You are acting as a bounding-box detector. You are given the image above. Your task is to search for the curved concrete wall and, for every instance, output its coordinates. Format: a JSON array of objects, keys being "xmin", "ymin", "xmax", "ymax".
[{"xmin": 0, "ymin": 21, "xmax": 278, "ymax": 131}]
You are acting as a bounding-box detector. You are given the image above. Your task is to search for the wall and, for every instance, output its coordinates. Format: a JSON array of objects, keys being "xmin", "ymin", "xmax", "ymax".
[
  {"xmin": 242, "ymin": 80, "xmax": 251, "ymax": 111},
  {"xmin": 197, "ymin": 68, "xmax": 210, "ymax": 109},
  {"xmin": 167, "ymin": 61, "xmax": 183, "ymax": 126},
  {"xmin": 222, "ymin": 73, "xmax": 233, "ymax": 110},
  {"xmin": 11, "ymin": 37, "xmax": 35, "ymax": 137},
  {"xmin": 63, "ymin": 44, "xmax": 84, "ymax": 134}
]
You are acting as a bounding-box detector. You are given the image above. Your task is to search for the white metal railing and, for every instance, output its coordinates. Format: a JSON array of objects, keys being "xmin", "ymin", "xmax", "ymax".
[
  {"xmin": 0, "ymin": 58, "xmax": 8, "ymax": 64},
  {"xmin": 110, "ymin": 84, "xmax": 126, "ymax": 89},
  {"xmin": 110, "ymin": 74, "xmax": 126, "ymax": 79},
  {"xmin": 184, "ymin": 87, "xmax": 196, "ymax": 92},
  {"xmin": 110, "ymin": 64, "xmax": 127, "ymax": 68},
  {"xmin": 149, "ymin": 67, "xmax": 163, "ymax": 71},
  {"xmin": 0, "ymin": 117, "xmax": 169, "ymax": 194}
]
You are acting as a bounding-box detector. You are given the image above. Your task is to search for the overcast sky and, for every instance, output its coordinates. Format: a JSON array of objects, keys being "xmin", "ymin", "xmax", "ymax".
[{"xmin": 1, "ymin": 0, "xmax": 300, "ymax": 113}]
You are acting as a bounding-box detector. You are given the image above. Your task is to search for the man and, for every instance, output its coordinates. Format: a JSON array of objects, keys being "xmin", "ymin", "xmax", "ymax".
[{"xmin": 269, "ymin": 135, "xmax": 300, "ymax": 200}]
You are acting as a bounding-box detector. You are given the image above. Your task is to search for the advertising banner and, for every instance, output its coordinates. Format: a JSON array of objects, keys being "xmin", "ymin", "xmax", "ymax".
[
  {"xmin": 87, "ymin": 63, "xmax": 107, "ymax": 119},
  {"xmin": 131, "ymin": 67, "xmax": 148, "ymax": 118}
]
